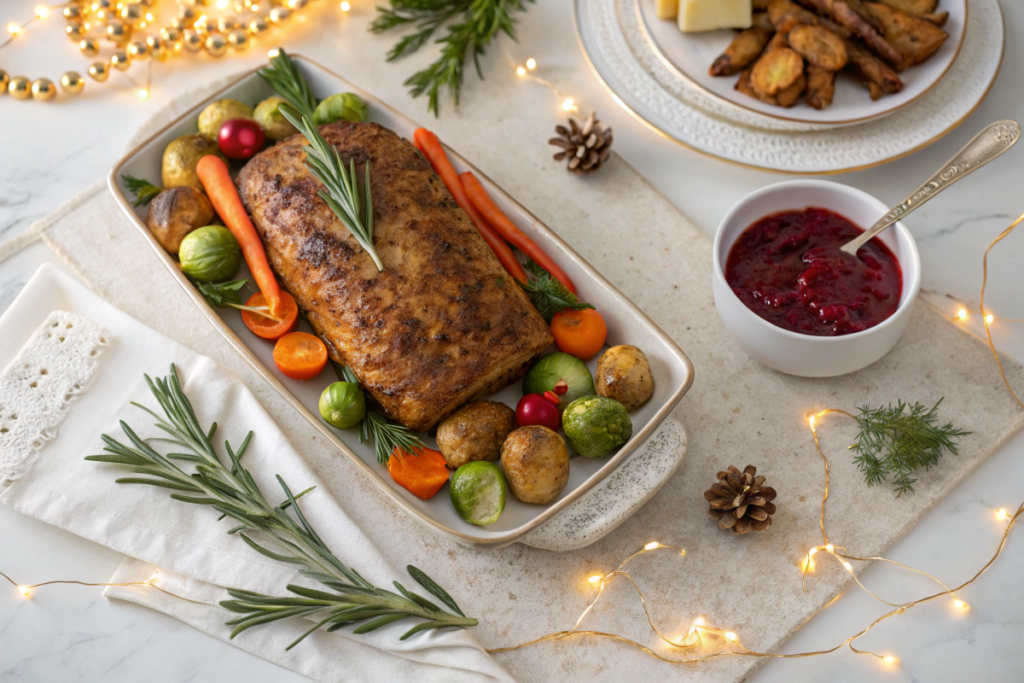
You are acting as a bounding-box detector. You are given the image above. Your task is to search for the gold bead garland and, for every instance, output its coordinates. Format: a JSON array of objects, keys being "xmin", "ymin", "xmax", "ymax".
[{"xmin": 1, "ymin": 0, "xmax": 348, "ymax": 102}]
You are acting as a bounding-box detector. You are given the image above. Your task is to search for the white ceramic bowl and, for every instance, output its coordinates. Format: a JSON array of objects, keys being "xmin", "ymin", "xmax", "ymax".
[{"xmin": 713, "ymin": 180, "xmax": 921, "ymax": 378}]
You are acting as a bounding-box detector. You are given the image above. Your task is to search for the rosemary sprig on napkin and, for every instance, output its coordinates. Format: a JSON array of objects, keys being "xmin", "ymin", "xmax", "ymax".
[
  {"xmin": 371, "ymin": 0, "xmax": 535, "ymax": 116},
  {"xmin": 258, "ymin": 49, "xmax": 383, "ymax": 272},
  {"xmin": 851, "ymin": 399, "xmax": 971, "ymax": 497},
  {"xmin": 86, "ymin": 366, "xmax": 476, "ymax": 646}
]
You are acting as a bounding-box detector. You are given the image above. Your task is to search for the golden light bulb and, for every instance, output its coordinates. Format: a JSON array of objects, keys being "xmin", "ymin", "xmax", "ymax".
[
  {"xmin": 526, "ymin": 57, "xmax": 536, "ymax": 69},
  {"xmin": 138, "ymin": 87, "xmax": 149, "ymax": 99},
  {"xmin": 516, "ymin": 66, "xmax": 526, "ymax": 76},
  {"xmin": 561, "ymin": 98, "xmax": 575, "ymax": 111},
  {"xmin": 644, "ymin": 541, "xmax": 660, "ymax": 551},
  {"xmin": 252, "ymin": 3, "xmax": 260, "ymax": 10},
  {"xmin": 997, "ymin": 508, "xmax": 1008, "ymax": 520},
  {"xmin": 268, "ymin": 47, "xmax": 280, "ymax": 58},
  {"xmin": 808, "ymin": 547, "xmax": 818, "ymax": 556},
  {"xmin": 725, "ymin": 632, "xmax": 737, "ymax": 641},
  {"xmin": 145, "ymin": 12, "xmax": 153, "ymax": 21},
  {"xmin": 35, "ymin": 6, "xmax": 49, "ymax": 18},
  {"xmin": 808, "ymin": 414, "xmax": 816, "ymax": 428},
  {"xmin": 986, "ymin": 314, "xmax": 994, "ymax": 324},
  {"xmin": 217, "ymin": 0, "xmax": 229, "ymax": 7},
  {"xmin": 149, "ymin": 572, "xmax": 160, "ymax": 584},
  {"xmin": 957, "ymin": 308, "xmax": 968, "ymax": 320},
  {"xmin": 842, "ymin": 561, "xmax": 852, "ymax": 570},
  {"xmin": 587, "ymin": 575, "xmax": 602, "ymax": 584},
  {"xmin": 826, "ymin": 544, "xmax": 834, "ymax": 552},
  {"xmin": 883, "ymin": 656, "xmax": 895, "ymax": 664},
  {"xmin": 954, "ymin": 599, "xmax": 968, "ymax": 609},
  {"xmin": 340, "ymin": 0, "xmax": 350, "ymax": 9},
  {"xmin": 693, "ymin": 617, "xmax": 705, "ymax": 627},
  {"xmin": 19, "ymin": 586, "xmax": 30, "ymax": 597},
  {"xmin": 7, "ymin": 22, "xmax": 22, "ymax": 36}
]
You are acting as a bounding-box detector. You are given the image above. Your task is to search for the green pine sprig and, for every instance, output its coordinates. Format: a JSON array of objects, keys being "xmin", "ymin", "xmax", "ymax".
[
  {"xmin": 519, "ymin": 259, "xmax": 594, "ymax": 322},
  {"xmin": 87, "ymin": 365, "xmax": 476, "ymax": 647},
  {"xmin": 259, "ymin": 49, "xmax": 384, "ymax": 272},
  {"xmin": 122, "ymin": 174, "xmax": 162, "ymax": 207},
  {"xmin": 371, "ymin": 0, "xmax": 535, "ymax": 116},
  {"xmin": 850, "ymin": 399, "xmax": 971, "ymax": 497}
]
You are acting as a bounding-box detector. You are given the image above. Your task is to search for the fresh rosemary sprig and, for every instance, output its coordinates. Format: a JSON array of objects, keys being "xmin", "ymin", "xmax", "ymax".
[
  {"xmin": 519, "ymin": 259, "xmax": 594, "ymax": 322},
  {"xmin": 86, "ymin": 366, "xmax": 475, "ymax": 646},
  {"xmin": 122, "ymin": 174, "xmax": 162, "ymax": 207},
  {"xmin": 335, "ymin": 364, "xmax": 425, "ymax": 465},
  {"xmin": 371, "ymin": 0, "xmax": 535, "ymax": 116},
  {"xmin": 850, "ymin": 398, "xmax": 971, "ymax": 497},
  {"xmin": 259, "ymin": 50, "xmax": 384, "ymax": 272}
]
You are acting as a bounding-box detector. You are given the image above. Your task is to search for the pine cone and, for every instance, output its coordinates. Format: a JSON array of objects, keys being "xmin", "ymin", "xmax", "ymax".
[
  {"xmin": 705, "ymin": 465, "xmax": 777, "ymax": 535},
  {"xmin": 549, "ymin": 111, "xmax": 613, "ymax": 174}
]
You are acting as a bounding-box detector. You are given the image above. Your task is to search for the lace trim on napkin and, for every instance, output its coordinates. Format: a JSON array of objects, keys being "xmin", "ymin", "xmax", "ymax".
[{"xmin": 0, "ymin": 311, "xmax": 110, "ymax": 489}]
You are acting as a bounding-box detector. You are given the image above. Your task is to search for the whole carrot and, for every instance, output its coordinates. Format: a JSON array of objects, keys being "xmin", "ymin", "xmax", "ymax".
[
  {"xmin": 460, "ymin": 171, "xmax": 577, "ymax": 295},
  {"xmin": 412, "ymin": 128, "xmax": 527, "ymax": 283},
  {"xmin": 196, "ymin": 155, "xmax": 283, "ymax": 316}
]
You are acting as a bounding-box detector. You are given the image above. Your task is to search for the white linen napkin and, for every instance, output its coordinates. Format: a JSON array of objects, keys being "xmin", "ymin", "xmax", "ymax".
[{"xmin": 0, "ymin": 267, "xmax": 512, "ymax": 683}]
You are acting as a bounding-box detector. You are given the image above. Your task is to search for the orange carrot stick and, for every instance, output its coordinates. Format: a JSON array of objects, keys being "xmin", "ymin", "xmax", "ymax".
[
  {"xmin": 412, "ymin": 128, "xmax": 527, "ymax": 283},
  {"xmin": 460, "ymin": 171, "xmax": 577, "ymax": 295},
  {"xmin": 196, "ymin": 155, "xmax": 282, "ymax": 316}
]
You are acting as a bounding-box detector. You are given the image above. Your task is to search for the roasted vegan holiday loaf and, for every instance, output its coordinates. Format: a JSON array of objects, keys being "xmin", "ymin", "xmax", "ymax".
[{"xmin": 237, "ymin": 121, "xmax": 553, "ymax": 432}]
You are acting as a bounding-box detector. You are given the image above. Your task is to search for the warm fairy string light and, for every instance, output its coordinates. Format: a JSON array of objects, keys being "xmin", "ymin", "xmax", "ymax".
[
  {"xmin": 0, "ymin": 568, "xmax": 206, "ymax": 606},
  {"xmin": 507, "ymin": 52, "xmax": 579, "ymax": 114}
]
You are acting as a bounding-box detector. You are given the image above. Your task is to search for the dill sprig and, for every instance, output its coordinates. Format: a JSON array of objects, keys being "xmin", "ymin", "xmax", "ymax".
[
  {"xmin": 519, "ymin": 259, "xmax": 594, "ymax": 322},
  {"xmin": 122, "ymin": 174, "xmax": 162, "ymax": 207},
  {"xmin": 259, "ymin": 50, "xmax": 384, "ymax": 272},
  {"xmin": 850, "ymin": 399, "xmax": 971, "ymax": 497},
  {"xmin": 371, "ymin": 0, "xmax": 534, "ymax": 116},
  {"xmin": 87, "ymin": 365, "xmax": 475, "ymax": 647}
]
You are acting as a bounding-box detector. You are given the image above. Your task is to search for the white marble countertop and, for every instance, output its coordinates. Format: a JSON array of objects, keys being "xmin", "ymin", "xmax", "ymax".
[{"xmin": 3, "ymin": 0, "xmax": 1024, "ymax": 681}]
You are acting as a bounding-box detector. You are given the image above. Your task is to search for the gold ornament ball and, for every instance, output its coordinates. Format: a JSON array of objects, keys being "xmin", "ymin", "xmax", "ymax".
[
  {"xmin": 205, "ymin": 33, "xmax": 228, "ymax": 57},
  {"xmin": 128, "ymin": 40, "xmax": 150, "ymax": 59},
  {"xmin": 63, "ymin": 5, "xmax": 84, "ymax": 20},
  {"xmin": 60, "ymin": 71, "xmax": 85, "ymax": 95},
  {"xmin": 107, "ymin": 20, "xmax": 133, "ymax": 46},
  {"xmin": 182, "ymin": 30, "xmax": 203, "ymax": 52},
  {"xmin": 66, "ymin": 21, "xmax": 87, "ymax": 40},
  {"xmin": 291, "ymin": 0, "xmax": 309, "ymax": 8},
  {"xmin": 146, "ymin": 36, "xmax": 169, "ymax": 61},
  {"xmin": 0, "ymin": 70, "xmax": 9, "ymax": 93},
  {"xmin": 227, "ymin": 29, "xmax": 249, "ymax": 51},
  {"xmin": 248, "ymin": 17, "xmax": 269, "ymax": 35},
  {"xmin": 31, "ymin": 78, "xmax": 57, "ymax": 102},
  {"xmin": 217, "ymin": 17, "xmax": 241, "ymax": 33},
  {"xmin": 269, "ymin": 7, "xmax": 291, "ymax": 23},
  {"xmin": 9, "ymin": 76, "xmax": 32, "ymax": 100},
  {"xmin": 160, "ymin": 27, "xmax": 182, "ymax": 42},
  {"xmin": 111, "ymin": 49, "xmax": 132, "ymax": 70},
  {"xmin": 179, "ymin": 6, "xmax": 198, "ymax": 21},
  {"xmin": 120, "ymin": 3, "xmax": 146, "ymax": 27},
  {"xmin": 88, "ymin": 61, "xmax": 111, "ymax": 82},
  {"xmin": 79, "ymin": 38, "xmax": 100, "ymax": 56}
]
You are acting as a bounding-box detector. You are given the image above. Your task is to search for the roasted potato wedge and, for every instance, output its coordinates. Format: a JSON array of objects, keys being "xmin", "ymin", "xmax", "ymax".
[
  {"xmin": 710, "ymin": 27, "xmax": 774, "ymax": 76},
  {"xmin": 737, "ymin": 65, "xmax": 805, "ymax": 108},
  {"xmin": 862, "ymin": 2, "xmax": 948, "ymax": 69},
  {"xmin": 844, "ymin": 36, "xmax": 903, "ymax": 93},
  {"xmin": 767, "ymin": 0, "xmax": 819, "ymax": 33},
  {"xmin": 806, "ymin": 64, "xmax": 836, "ymax": 108},
  {"xmin": 788, "ymin": 24, "xmax": 848, "ymax": 71},
  {"xmin": 922, "ymin": 11, "xmax": 949, "ymax": 27},
  {"xmin": 875, "ymin": 0, "xmax": 937, "ymax": 16},
  {"xmin": 752, "ymin": 11, "xmax": 775, "ymax": 30},
  {"xmin": 751, "ymin": 47, "xmax": 804, "ymax": 96},
  {"xmin": 776, "ymin": 70, "xmax": 807, "ymax": 107},
  {"xmin": 795, "ymin": 0, "xmax": 903, "ymax": 69}
]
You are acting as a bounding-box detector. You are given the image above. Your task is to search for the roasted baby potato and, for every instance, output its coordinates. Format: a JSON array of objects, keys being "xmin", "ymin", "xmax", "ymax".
[
  {"xmin": 875, "ymin": 0, "xmax": 937, "ymax": 16},
  {"xmin": 751, "ymin": 47, "xmax": 804, "ymax": 96},
  {"xmin": 436, "ymin": 401, "xmax": 518, "ymax": 470},
  {"xmin": 711, "ymin": 27, "xmax": 774, "ymax": 77},
  {"xmin": 162, "ymin": 134, "xmax": 223, "ymax": 189},
  {"xmin": 862, "ymin": 2, "xmax": 948, "ymax": 69},
  {"xmin": 788, "ymin": 24, "xmax": 848, "ymax": 71},
  {"xmin": 595, "ymin": 346, "xmax": 655, "ymax": 411},
  {"xmin": 806, "ymin": 64, "xmax": 836, "ymax": 108},
  {"xmin": 198, "ymin": 99, "xmax": 254, "ymax": 140},
  {"xmin": 500, "ymin": 426, "xmax": 569, "ymax": 505},
  {"xmin": 146, "ymin": 187, "xmax": 215, "ymax": 253}
]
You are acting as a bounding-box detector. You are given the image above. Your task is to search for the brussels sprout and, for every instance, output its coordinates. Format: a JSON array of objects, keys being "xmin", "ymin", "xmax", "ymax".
[
  {"xmin": 319, "ymin": 381, "xmax": 366, "ymax": 429},
  {"xmin": 198, "ymin": 98, "xmax": 254, "ymax": 140},
  {"xmin": 561, "ymin": 396, "xmax": 632, "ymax": 458},
  {"xmin": 178, "ymin": 226, "xmax": 242, "ymax": 283},
  {"xmin": 312, "ymin": 93, "xmax": 368, "ymax": 126},
  {"xmin": 162, "ymin": 134, "xmax": 223, "ymax": 189},
  {"xmin": 254, "ymin": 96, "xmax": 299, "ymax": 141}
]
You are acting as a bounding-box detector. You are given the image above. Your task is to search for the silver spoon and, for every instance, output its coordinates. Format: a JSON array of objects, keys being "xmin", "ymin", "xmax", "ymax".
[{"xmin": 840, "ymin": 120, "xmax": 1021, "ymax": 256}]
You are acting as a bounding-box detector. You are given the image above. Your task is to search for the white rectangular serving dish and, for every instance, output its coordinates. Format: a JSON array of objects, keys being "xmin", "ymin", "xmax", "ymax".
[{"xmin": 108, "ymin": 55, "xmax": 693, "ymax": 547}]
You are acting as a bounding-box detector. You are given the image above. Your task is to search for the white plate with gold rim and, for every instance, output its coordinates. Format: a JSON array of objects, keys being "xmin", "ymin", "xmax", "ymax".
[
  {"xmin": 636, "ymin": 0, "xmax": 967, "ymax": 127},
  {"xmin": 574, "ymin": 0, "xmax": 1004, "ymax": 173}
]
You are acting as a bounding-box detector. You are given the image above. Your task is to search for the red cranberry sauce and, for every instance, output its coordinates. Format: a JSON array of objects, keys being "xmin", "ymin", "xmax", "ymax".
[{"xmin": 725, "ymin": 207, "xmax": 902, "ymax": 337}]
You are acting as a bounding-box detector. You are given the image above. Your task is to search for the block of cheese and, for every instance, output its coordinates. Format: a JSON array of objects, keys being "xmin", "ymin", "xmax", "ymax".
[
  {"xmin": 656, "ymin": 0, "xmax": 678, "ymax": 20},
  {"xmin": 678, "ymin": 0, "xmax": 752, "ymax": 32}
]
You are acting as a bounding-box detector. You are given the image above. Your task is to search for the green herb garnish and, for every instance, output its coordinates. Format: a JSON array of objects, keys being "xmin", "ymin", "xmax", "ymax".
[
  {"xmin": 259, "ymin": 49, "xmax": 383, "ymax": 272},
  {"xmin": 519, "ymin": 259, "xmax": 594, "ymax": 322},
  {"xmin": 334, "ymin": 365, "xmax": 425, "ymax": 465},
  {"xmin": 87, "ymin": 365, "xmax": 476, "ymax": 647},
  {"xmin": 196, "ymin": 279, "xmax": 248, "ymax": 308},
  {"xmin": 371, "ymin": 0, "xmax": 535, "ymax": 116},
  {"xmin": 122, "ymin": 174, "xmax": 162, "ymax": 207},
  {"xmin": 850, "ymin": 399, "xmax": 971, "ymax": 497}
]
